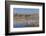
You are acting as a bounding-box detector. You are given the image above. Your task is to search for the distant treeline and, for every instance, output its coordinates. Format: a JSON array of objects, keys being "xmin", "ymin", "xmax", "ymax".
[
  {"xmin": 14, "ymin": 13, "xmax": 38, "ymax": 17},
  {"xmin": 14, "ymin": 13, "xmax": 31, "ymax": 16}
]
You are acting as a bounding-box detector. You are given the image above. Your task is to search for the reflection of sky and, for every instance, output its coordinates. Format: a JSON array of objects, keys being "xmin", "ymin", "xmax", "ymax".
[{"xmin": 13, "ymin": 8, "xmax": 39, "ymax": 14}]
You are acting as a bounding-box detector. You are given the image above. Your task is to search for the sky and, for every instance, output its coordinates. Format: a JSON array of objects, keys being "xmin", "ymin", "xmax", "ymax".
[{"xmin": 13, "ymin": 8, "xmax": 39, "ymax": 14}]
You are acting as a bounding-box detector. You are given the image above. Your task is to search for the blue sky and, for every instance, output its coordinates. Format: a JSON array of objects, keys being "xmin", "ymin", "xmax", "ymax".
[{"xmin": 13, "ymin": 8, "xmax": 39, "ymax": 14}]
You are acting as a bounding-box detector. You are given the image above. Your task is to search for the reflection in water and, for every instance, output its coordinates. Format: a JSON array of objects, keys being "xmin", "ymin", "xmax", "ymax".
[{"xmin": 13, "ymin": 14, "xmax": 39, "ymax": 28}]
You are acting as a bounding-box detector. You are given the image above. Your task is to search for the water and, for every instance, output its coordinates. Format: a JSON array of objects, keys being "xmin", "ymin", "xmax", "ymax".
[{"xmin": 13, "ymin": 23, "xmax": 26, "ymax": 28}]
